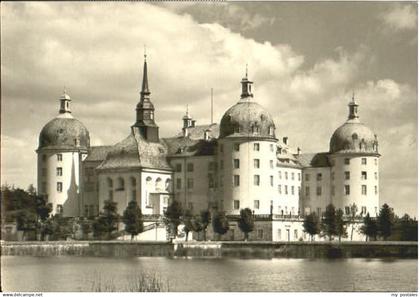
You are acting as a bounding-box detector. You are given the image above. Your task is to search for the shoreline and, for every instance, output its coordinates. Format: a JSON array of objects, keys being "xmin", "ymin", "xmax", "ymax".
[{"xmin": 1, "ymin": 240, "xmax": 417, "ymax": 259}]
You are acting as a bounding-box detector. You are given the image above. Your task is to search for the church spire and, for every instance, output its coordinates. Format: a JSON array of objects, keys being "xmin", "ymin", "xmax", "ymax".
[
  {"xmin": 140, "ymin": 49, "xmax": 150, "ymax": 97},
  {"xmin": 59, "ymin": 87, "xmax": 71, "ymax": 114},
  {"xmin": 348, "ymin": 92, "xmax": 359, "ymax": 120},
  {"xmin": 240, "ymin": 64, "xmax": 253, "ymax": 100}
]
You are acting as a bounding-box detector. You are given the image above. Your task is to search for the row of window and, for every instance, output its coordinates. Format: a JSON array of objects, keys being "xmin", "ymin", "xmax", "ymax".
[
  {"xmin": 278, "ymin": 185, "xmax": 301, "ymax": 196},
  {"xmin": 84, "ymin": 204, "xmax": 99, "ymax": 217},
  {"xmin": 233, "ymin": 175, "xmax": 273, "ymax": 187},
  {"xmin": 220, "ymin": 142, "xmax": 276, "ymax": 153},
  {"xmin": 333, "ymin": 157, "xmax": 378, "ymax": 166},
  {"xmin": 106, "ymin": 177, "xmax": 171, "ymax": 192},
  {"xmin": 305, "ymin": 185, "xmax": 378, "ymax": 196},
  {"xmin": 279, "ymin": 171, "xmax": 301, "ymax": 181},
  {"xmin": 304, "ymin": 171, "xmax": 378, "ymax": 181},
  {"xmin": 307, "ymin": 206, "xmax": 373, "ymax": 217},
  {"xmin": 41, "ymin": 154, "xmax": 63, "ymax": 162}
]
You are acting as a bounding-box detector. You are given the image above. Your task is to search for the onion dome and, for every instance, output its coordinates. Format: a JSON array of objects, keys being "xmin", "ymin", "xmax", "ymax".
[
  {"xmin": 38, "ymin": 90, "xmax": 90, "ymax": 151},
  {"xmin": 219, "ymin": 72, "xmax": 276, "ymax": 139},
  {"xmin": 329, "ymin": 95, "xmax": 378, "ymax": 154}
]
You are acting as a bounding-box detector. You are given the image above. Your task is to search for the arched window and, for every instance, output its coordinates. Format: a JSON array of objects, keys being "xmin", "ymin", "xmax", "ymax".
[
  {"xmin": 146, "ymin": 176, "xmax": 152, "ymax": 187},
  {"xmin": 130, "ymin": 177, "xmax": 136, "ymax": 187},
  {"xmin": 165, "ymin": 178, "xmax": 172, "ymax": 192},
  {"xmin": 352, "ymin": 133, "xmax": 358, "ymax": 140},
  {"xmin": 155, "ymin": 177, "xmax": 163, "ymax": 191},
  {"xmin": 107, "ymin": 177, "xmax": 113, "ymax": 188},
  {"xmin": 117, "ymin": 177, "xmax": 125, "ymax": 191},
  {"xmin": 269, "ymin": 126, "xmax": 274, "ymax": 136}
]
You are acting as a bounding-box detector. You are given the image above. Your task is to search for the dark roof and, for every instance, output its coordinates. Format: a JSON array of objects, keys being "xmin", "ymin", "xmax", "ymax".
[
  {"xmin": 96, "ymin": 127, "xmax": 171, "ymax": 171},
  {"xmin": 175, "ymin": 123, "xmax": 219, "ymax": 140},
  {"xmin": 162, "ymin": 136, "xmax": 217, "ymax": 157},
  {"xmin": 38, "ymin": 115, "xmax": 90, "ymax": 150},
  {"xmin": 296, "ymin": 152, "xmax": 331, "ymax": 168},
  {"xmin": 85, "ymin": 146, "xmax": 113, "ymax": 162}
]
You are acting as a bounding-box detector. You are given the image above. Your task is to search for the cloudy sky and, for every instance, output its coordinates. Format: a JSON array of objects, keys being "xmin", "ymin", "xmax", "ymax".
[{"xmin": 1, "ymin": 2, "xmax": 417, "ymax": 216}]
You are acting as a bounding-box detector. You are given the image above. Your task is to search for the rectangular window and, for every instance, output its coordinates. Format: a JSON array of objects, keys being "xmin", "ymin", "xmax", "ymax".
[
  {"xmin": 316, "ymin": 173, "xmax": 322, "ymax": 181},
  {"xmin": 270, "ymin": 175, "xmax": 274, "ymax": 186},
  {"xmin": 254, "ymin": 175, "xmax": 260, "ymax": 186},
  {"xmin": 285, "ymin": 172, "xmax": 288, "ymax": 180},
  {"xmin": 374, "ymin": 158, "xmax": 378, "ymax": 166},
  {"xmin": 298, "ymin": 186, "xmax": 301, "ymax": 195},
  {"xmin": 344, "ymin": 158, "xmax": 350, "ymax": 165},
  {"xmin": 316, "ymin": 186, "xmax": 322, "ymax": 196},
  {"xmin": 361, "ymin": 158, "xmax": 367, "ymax": 165},
  {"xmin": 375, "ymin": 185, "xmax": 378, "ymax": 195},
  {"xmin": 362, "ymin": 185, "xmax": 367, "ymax": 195},
  {"xmin": 305, "ymin": 174, "xmax": 310, "ymax": 181},
  {"xmin": 277, "ymin": 229, "xmax": 281, "ymax": 240},
  {"xmin": 345, "ymin": 171, "xmax": 350, "ymax": 180},
  {"xmin": 270, "ymin": 144, "xmax": 274, "ymax": 152},
  {"xmin": 361, "ymin": 171, "xmax": 367, "ymax": 180},
  {"xmin": 234, "ymin": 175, "xmax": 240, "ymax": 187},
  {"xmin": 278, "ymin": 171, "xmax": 282, "ymax": 179},
  {"xmin": 278, "ymin": 185, "xmax": 282, "ymax": 194},
  {"xmin": 374, "ymin": 172, "xmax": 378, "ymax": 180},
  {"xmin": 291, "ymin": 172, "xmax": 295, "ymax": 180},
  {"xmin": 270, "ymin": 160, "xmax": 274, "ymax": 169},
  {"xmin": 176, "ymin": 178, "xmax": 182, "ymax": 190},
  {"xmin": 257, "ymin": 229, "xmax": 263, "ymax": 239},
  {"xmin": 291, "ymin": 186, "xmax": 295, "ymax": 195},
  {"xmin": 294, "ymin": 229, "xmax": 298, "ymax": 239},
  {"xmin": 254, "ymin": 200, "xmax": 260, "ymax": 209},
  {"xmin": 254, "ymin": 159, "xmax": 260, "ymax": 168},
  {"xmin": 187, "ymin": 178, "xmax": 194, "ymax": 189},
  {"xmin": 345, "ymin": 206, "xmax": 350, "ymax": 215},
  {"xmin": 285, "ymin": 185, "xmax": 288, "ymax": 195},
  {"xmin": 298, "ymin": 173, "xmax": 301, "ymax": 181},
  {"xmin": 234, "ymin": 143, "xmax": 240, "ymax": 151},
  {"xmin": 345, "ymin": 185, "xmax": 350, "ymax": 195},
  {"xmin": 187, "ymin": 163, "xmax": 194, "ymax": 172},
  {"xmin": 57, "ymin": 182, "xmax": 63, "ymax": 192},
  {"xmin": 253, "ymin": 143, "xmax": 260, "ymax": 151},
  {"xmin": 175, "ymin": 163, "xmax": 182, "ymax": 172},
  {"xmin": 234, "ymin": 200, "xmax": 240, "ymax": 210},
  {"xmin": 305, "ymin": 186, "xmax": 309, "ymax": 197},
  {"xmin": 234, "ymin": 159, "xmax": 240, "ymax": 169},
  {"xmin": 56, "ymin": 167, "xmax": 62, "ymax": 176},
  {"xmin": 57, "ymin": 154, "xmax": 63, "ymax": 161},
  {"xmin": 42, "ymin": 154, "xmax": 47, "ymax": 162},
  {"xmin": 362, "ymin": 206, "xmax": 367, "ymax": 215}
]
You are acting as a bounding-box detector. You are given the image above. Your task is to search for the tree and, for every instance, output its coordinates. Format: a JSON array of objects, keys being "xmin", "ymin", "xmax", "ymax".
[
  {"xmin": 93, "ymin": 200, "xmax": 120, "ymax": 240},
  {"xmin": 16, "ymin": 209, "xmax": 37, "ymax": 240},
  {"xmin": 360, "ymin": 213, "xmax": 377, "ymax": 241},
  {"xmin": 377, "ymin": 203, "xmax": 394, "ymax": 240},
  {"xmin": 200, "ymin": 210, "xmax": 211, "ymax": 241},
  {"xmin": 303, "ymin": 212, "xmax": 320, "ymax": 241},
  {"xmin": 321, "ymin": 204, "xmax": 337, "ymax": 241},
  {"xmin": 349, "ymin": 203, "xmax": 358, "ymax": 241},
  {"xmin": 35, "ymin": 195, "xmax": 52, "ymax": 223},
  {"xmin": 122, "ymin": 200, "xmax": 144, "ymax": 240},
  {"xmin": 335, "ymin": 208, "xmax": 347, "ymax": 243},
  {"xmin": 398, "ymin": 214, "xmax": 418, "ymax": 241},
  {"xmin": 81, "ymin": 218, "xmax": 93, "ymax": 240},
  {"xmin": 182, "ymin": 210, "xmax": 194, "ymax": 242},
  {"xmin": 212, "ymin": 211, "xmax": 229, "ymax": 240},
  {"xmin": 238, "ymin": 208, "xmax": 254, "ymax": 241},
  {"xmin": 163, "ymin": 200, "xmax": 183, "ymax": 239}
]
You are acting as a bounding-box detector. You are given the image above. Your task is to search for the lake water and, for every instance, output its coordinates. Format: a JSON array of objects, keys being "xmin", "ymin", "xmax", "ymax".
[{"xmin": 1, "ymin": 256, "xmax": 417, "ymax": 292}]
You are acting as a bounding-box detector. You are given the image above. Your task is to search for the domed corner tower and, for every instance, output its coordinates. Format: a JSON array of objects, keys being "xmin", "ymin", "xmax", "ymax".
[
  {"xmin": 329, "ymin": 95, "xmax": 380, "ymax": 217},
  {"xmin": 36, "ymin": 90, "xmax": 90, "ymax": 217},
  {"xmin": 218, "ymin": 71, "xmax": 278, "ymax": 215}
]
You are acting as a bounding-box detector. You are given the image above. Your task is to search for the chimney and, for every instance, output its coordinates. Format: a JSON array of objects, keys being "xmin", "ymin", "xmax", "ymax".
[
  {"xmin": 283, "ymin": 137, "xmax": 288, "ymax": 145},
  {"xmin": 297, "ymin": 147, "xmax": 301, "ymax": 155},
  {"xmin": 204, "ymin": 129, "xmax": 211, "ymax": 141}
]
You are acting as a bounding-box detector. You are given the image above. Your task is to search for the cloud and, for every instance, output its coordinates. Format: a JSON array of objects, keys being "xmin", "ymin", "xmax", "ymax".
[
  {"xmin": 379, "ymin": 4, "xmax": 417, "ymax": 31},
  {"xmin": 1, "ymin": 2, "xmax": 417, "ymax": 215}
]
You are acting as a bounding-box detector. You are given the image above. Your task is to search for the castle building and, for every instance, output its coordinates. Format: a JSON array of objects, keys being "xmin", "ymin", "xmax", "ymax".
[{"xmin": 37, "ymin": 56, "xmax": 380, "ymax": 241}]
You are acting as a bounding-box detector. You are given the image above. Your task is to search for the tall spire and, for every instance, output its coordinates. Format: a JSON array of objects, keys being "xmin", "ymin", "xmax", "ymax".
[
  {"xmin": 348, "ymin": 92, "xmax": 359, "ymax": 120},
  {"xmin": 140, "ymin": 48, "xmax": 150, "ymax": 97},
  {"xmin": 240, "ymin": 65, "xmax": 253, "ymax": 100},
  {"xmin": 59, "ymin": 87, "xmax": 71, "ymax": 114}
]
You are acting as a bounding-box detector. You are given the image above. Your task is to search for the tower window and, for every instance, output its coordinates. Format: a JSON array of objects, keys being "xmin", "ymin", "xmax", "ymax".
[
  {"xmin": 291, "ymin": 172, "xmax": 295, "ymax": 180},
  {"xmin": 316, "ymin": 186, "xmax": 322, "ymax": 196},
  {"xmin": 361, "ymin": 171, "xmax": 367, "ymax": 180},
  {"xmin": 234, "ymin": 175, "xmax": 240, "ymax": 187},
  {"xmin": 42, "ymin": 154, "xmax": 47, "ymax": 162},
  {"xmin": 375, "ymin": 185, "xmax": 378, "ymax": 195},
  {"xmin": 345, "ymin": 185, "xmax": 350, "ymax": 195},
  {"xmin": 234, "ymin": 159, "xmax": 240, "ymax": 169},
  {"xmin": 253, "ymin": 143, "xmax": 260, "ymax": 151},
  {"xmin": 57, "ymin": 182, "xmax": 63, "ymax": 193},
  {"xmin": 234, "ymin": 200, "xmax": 240, "ymax": 210},
  {"xmin": 305, "ymin": 174, "xmax": 310, "ymax": 181},
  {"xmin": 270, "ymin": 144, "xmax": 274, "ymax": 152},
  {"xmin": 270, "ymin": 176, "xmax": 274, "ymax": 187},
  {"xmin": 345, "ymin": 171, "xmax": 350, "ymax": 180},
  {"xmin": 234, "ymin": 143, "xmax": 240, "ymax": 151},
  {"xmin": 175, "ymin": 164, "xmax": 182, "ymax": 172},
  {"xmin": 254, "ymin": 200, "xmax": 260, "ymax": 209},
  {"xmin": 298, "ymin": 173, "xmax": 301, "ymax": 181},
  {"xmin": 362, "ymin": 185, "xmax": 367, "ymax": 195},
  {"xmin": 57, "ymin": 154, "xmax": 62, "ymax": 161},
  {"xmin": 374, "ymin": 158, "xmax": 378, "ymax": 166},
  {"xmin": 270, "ymin": 160, "xmax": 274, "ymax": 169},
  {"xmin": 344, "ymin": 158, "xmax": 350, "ymax": 165},
  {"xmin": 361, "ymin": 158, "xmax": 367, "ymax": 165},
  {"xmin": 374, "ymin": 172, "xmax": 378, "ymax": 180},
  {"xmin": 316, "ymin": 173, "xmax": 322, "ymax": 181},
  {"xmin": 56, "ymin": 167, "xmax": 62, "ymax": 176},
  {"xmin": 254, "ymin": 175, "xmax": 260, "ymax": 186},
  {"xmin": 254, "ymin": 159, "xmax": 260, "ymax": 169}
]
